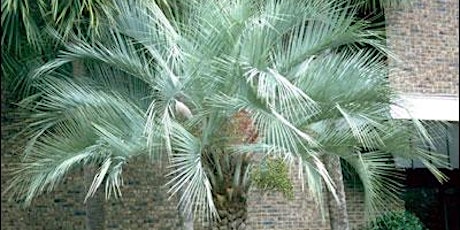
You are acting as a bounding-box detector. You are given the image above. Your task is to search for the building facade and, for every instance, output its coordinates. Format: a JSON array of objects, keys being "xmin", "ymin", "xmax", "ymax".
[{"xmin": 386, "ymin": 1, "xmax": 459, "ymax": 230}]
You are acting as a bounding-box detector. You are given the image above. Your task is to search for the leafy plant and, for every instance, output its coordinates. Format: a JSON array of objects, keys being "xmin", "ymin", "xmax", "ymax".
[
  {"xmin": 366, "ymin": 210, "xmax": 426, "ymax": 230},
  {"xmin": 252, "ymin": 157, "xmax": 294, "ymax": 200}
]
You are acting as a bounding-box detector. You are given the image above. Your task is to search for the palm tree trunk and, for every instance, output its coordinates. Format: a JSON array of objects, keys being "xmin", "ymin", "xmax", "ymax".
[
  {"xmin": 73, "ymin": 60, "xmax": 106, "ymax": 230},
  {"xmin": 324, "ymin": 154, "xmax": 349, "ymax": 230},
  {"xmin": 208, "ymin": 110, "xmax": 254, "ymax": 230},
  {"xmin": 213, "ymin": 193, "xmax": 248, "ymax": 230},
  {"xmin": 84, "ymin": 166, "xmax": 106, "ymax": 230}
]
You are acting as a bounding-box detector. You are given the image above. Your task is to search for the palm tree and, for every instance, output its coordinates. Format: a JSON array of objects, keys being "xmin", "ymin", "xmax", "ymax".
[{"xmin": 4, "ymin": 0, "xmax": 448, "ymax": 229}]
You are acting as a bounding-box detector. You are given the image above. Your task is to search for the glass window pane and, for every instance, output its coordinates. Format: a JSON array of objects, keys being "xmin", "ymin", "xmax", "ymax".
[{"xmin": 448, "ymin": 122, "xmax": 459, "ymax": 169}]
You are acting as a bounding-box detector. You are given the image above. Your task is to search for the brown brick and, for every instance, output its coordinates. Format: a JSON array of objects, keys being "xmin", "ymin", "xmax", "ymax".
[{"xmin": 386, "ymin": 0, "xmax": 459, "ymax": 96}]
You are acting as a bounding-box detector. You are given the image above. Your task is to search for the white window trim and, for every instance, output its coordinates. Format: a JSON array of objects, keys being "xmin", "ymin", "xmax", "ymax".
[{"xmin": 390, "ymin": 94, "xmax": 459, "ymax": 121}]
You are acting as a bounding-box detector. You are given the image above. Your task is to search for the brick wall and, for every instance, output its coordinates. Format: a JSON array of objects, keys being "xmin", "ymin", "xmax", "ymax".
[
  {"xmin": 344, "ymin": 181, "xmax": 404, "ymax": 230},
  {"xmin": 2, "ymin": 139, "xmax": 370, "ymax": 230},
  {"xmin": 1, "ymin": 138, "xmax": 86, "ymax": 229},
  {"xmin": 246, "ymin": 165, "xmax": 331, "ymax": 230},
  {"xmin": 104, "ymin": 159, "xmax": 182, "ymax": 229},
  {"xmin": 345, "ymin": 183, "xmax": 366, "ymax": 230},
  {"xmin": 245, "ymin": 170, "xmax": 401, "ymax": 230},
  {"xmin": 386, "ymin": 0, "xmax": 459, "ymax": 95},
  {"xmin": 1, "ymin": 141, "xmax": 182, "ymax": 230}
]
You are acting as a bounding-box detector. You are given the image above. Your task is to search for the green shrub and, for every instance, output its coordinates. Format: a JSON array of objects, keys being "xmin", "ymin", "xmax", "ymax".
[
  {"xmin": 366, "ymin": 210, "xmax": 426, "ymax": 230},
  {"xmin": 252, "ymin": 157, "xmax": 294, "ymax": 200}
]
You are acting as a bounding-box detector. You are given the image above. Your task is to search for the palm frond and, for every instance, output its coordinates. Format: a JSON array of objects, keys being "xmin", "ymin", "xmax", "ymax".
[
  {"xmin": 32, "ymin": 33, "xmax": 155, "ymax": 85},
  {"xmin": 341, "ymin": 150, "xmax": 404, "ymax": 218},
  {"xmin": 5, "ymin": 74, "xmax": 147, "ymax": 205},
  {"xmin": 39, "ymin": 0, "xmax": 113, "ymax": 40},
  {"xmin": 353, "ymin": 0, "xmax": 413, "ymax": 11},
  {"xmin": 165, "ymin": 122, "xmax": 218, "ymax": 221},
  {"xmin": 1, "ymin": 0, "xmax": 43, "ymax": 53},
  {"xmin": 5, "ymin": 130, "xmax": 101, "ymax": 205}
]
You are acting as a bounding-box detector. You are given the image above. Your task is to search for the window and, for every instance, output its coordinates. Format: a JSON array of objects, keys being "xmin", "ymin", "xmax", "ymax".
[{"xmin": 395, "ymin": 121, "xmax": 459, "ymax": 169}]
